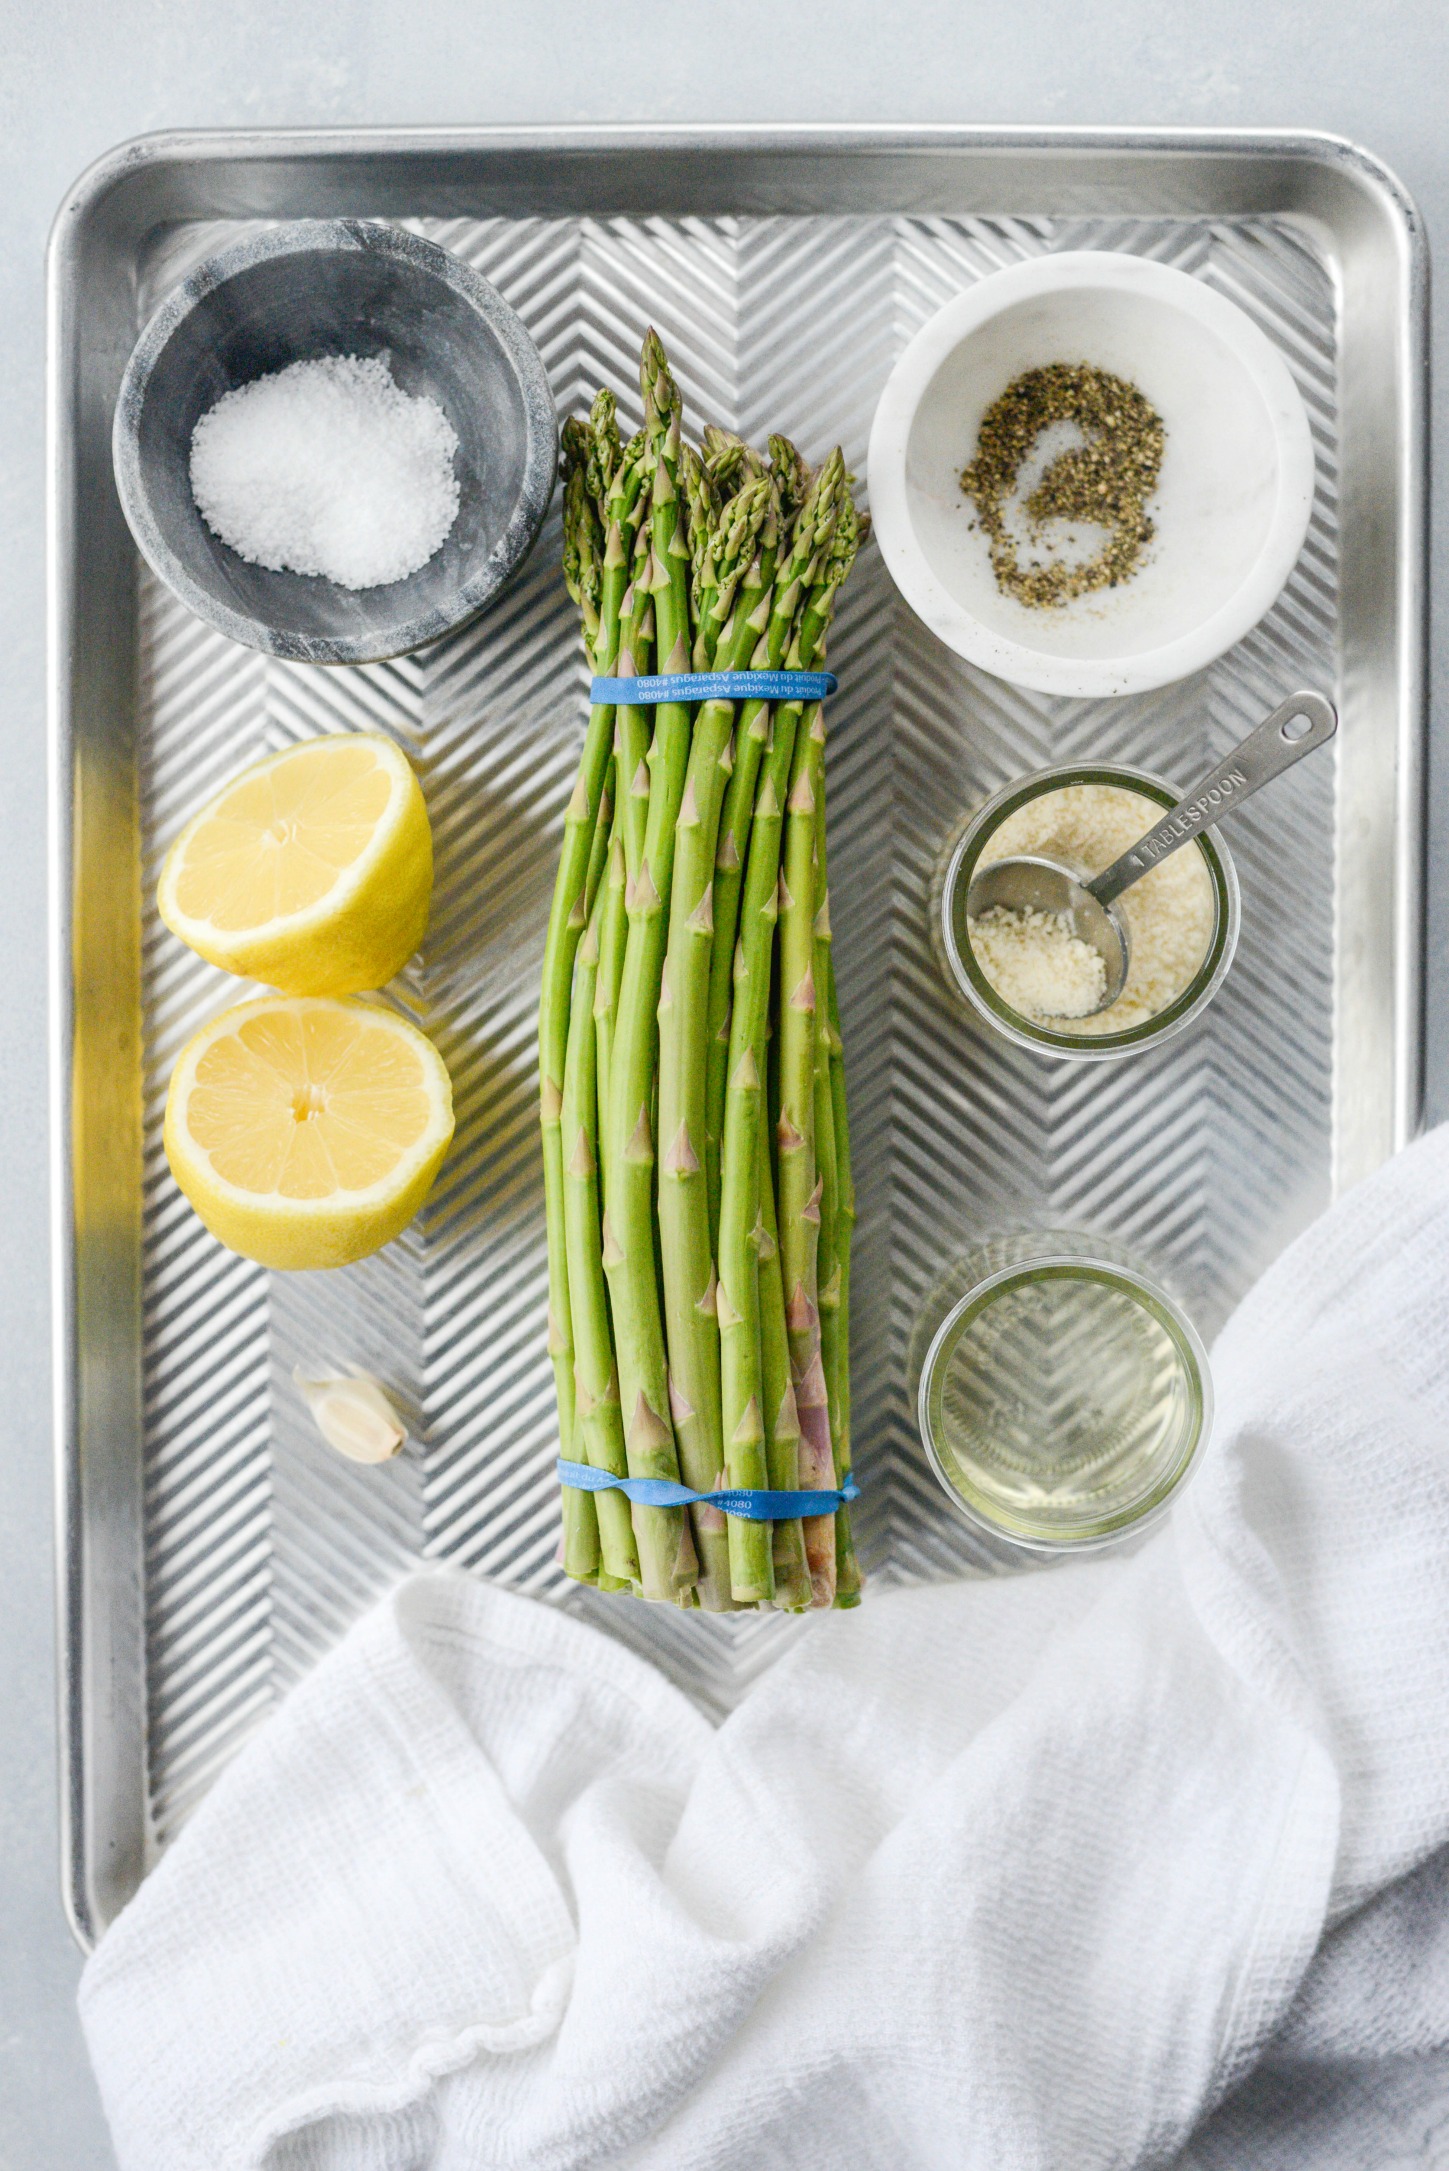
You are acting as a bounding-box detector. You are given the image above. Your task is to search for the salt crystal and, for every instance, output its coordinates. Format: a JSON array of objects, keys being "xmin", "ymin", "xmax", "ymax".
[{"xmin": 189, "ymin": 354, "xmax": 460, "ymax": 591}]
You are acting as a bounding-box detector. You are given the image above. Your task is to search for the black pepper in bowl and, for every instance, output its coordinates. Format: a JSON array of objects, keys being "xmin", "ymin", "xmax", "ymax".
[{"xmin": 960, "ymin": 363, "xmax": 1165, "ymax": 610}]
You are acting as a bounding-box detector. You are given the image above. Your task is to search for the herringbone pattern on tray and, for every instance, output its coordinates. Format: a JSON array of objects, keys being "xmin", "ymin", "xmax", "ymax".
[{"xmin": 134, "ymin": 208, "xmax": 1338, "ymax": 1840}]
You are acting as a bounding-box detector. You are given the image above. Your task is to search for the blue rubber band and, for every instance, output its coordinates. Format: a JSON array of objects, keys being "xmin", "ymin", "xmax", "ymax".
[
  {"xmin": 557, "ymin": 1457, "xmax": 859, "ymax": 1523},
  {"xmin": 589, "ymin": 670, "xmax": 838, "ymax": 706}
]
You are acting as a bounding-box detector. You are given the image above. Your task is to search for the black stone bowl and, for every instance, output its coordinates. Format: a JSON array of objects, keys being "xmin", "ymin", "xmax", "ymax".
[{"xmin": 112, "ymin": 220, "xmax": 558, "ymax": 665}]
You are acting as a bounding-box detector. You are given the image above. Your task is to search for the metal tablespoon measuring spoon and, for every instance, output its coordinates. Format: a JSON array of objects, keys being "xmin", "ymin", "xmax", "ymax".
[{"xmin": 965, "ymin": 690, "xmax": 1339, "ymax": 1016}]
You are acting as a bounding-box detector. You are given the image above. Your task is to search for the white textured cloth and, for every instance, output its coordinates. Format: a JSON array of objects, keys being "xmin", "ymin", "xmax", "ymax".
[{"xmin": 80, "ymin": 1126, "xmax": 1449, "ymax": 2171}]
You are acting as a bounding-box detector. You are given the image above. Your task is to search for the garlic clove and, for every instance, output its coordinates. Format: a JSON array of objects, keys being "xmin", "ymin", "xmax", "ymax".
[{"xmin": 293, "ymin": 1368, "xmax": 407, "ymax": 1465}]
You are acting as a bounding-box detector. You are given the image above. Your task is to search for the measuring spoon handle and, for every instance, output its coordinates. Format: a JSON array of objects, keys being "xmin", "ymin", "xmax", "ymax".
[{"xmin": 1089, "ymin": 691, "xmax": 1338, "ymax": 910}]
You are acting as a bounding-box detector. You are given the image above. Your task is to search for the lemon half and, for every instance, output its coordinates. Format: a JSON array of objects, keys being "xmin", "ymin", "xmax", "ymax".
[
  {"xmin": 165, "ymin": 996, "xmax": 454, "ymax": 1270},
  {"xmin": 158, "ymin": 735, "xmax": 432, "ymax": 995}
]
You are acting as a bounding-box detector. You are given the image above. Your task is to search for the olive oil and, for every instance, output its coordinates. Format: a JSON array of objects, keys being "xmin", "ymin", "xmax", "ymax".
[{"xmin": 914, "ymin": 1236, "xmax": 1208, "ymax": 1549}]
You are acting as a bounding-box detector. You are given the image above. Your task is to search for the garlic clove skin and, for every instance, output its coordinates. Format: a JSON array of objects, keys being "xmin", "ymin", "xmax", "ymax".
[{"xmin": 293, "ymin": 1368, "xmax": 407, "ymax": 1465}]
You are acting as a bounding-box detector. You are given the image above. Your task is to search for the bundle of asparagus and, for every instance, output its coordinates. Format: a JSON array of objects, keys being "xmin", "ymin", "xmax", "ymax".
[{"xmin": 541, "ymin": 332, "xmax": 864, "ymax": 1612}]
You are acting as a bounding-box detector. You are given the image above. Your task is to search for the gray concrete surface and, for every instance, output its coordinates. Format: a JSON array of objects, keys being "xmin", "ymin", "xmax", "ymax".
[{"xmin": 3, "ymin": 2, "xmax": 1446, "ymax": 2161}]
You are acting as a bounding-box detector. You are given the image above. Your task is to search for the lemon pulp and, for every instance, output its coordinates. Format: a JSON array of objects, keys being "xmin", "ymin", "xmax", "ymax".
[
  {"xmin": 158, "ymin": 735, "xmax": 432, "ymax": 996},
  {"xmin": 165, "ymin": 996, "xmax": 453, "ymax": 1269}
]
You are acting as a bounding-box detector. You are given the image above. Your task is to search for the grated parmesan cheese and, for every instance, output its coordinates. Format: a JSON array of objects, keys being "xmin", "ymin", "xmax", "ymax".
[
  {"xmin": 969, "ymin": 782, "xmax": 1216, "ymax": 1035},
  {"xmin": 969, "ymin": 904, "xmax": 1108, "ymax": 1019}
]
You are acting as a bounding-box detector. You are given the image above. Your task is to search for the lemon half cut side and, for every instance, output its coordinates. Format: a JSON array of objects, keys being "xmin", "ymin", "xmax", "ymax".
[
  {"xmin": 164, "ymin": 996, "xmax": 454, "ymax": 1270},
  {"xmin": 157, "ymin": 734, "xmax": 432, "ymax": 996}
]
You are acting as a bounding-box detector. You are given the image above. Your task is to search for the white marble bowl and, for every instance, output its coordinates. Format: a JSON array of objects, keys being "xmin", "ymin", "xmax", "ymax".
[{"xmin": 867, "ymin": 252, "xmax": 1315, "ymax": 698}]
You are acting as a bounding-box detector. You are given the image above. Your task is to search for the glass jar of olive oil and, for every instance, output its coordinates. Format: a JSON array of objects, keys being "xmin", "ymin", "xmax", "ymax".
[{"xmin": 910, "ymin": 1231, "xmax": 1212, "ymax": 1552}]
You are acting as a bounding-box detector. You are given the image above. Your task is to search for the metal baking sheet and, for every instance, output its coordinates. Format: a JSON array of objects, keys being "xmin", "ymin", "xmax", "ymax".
[{"xmin": 49, "ymin": 128, "xmax": 1426, "ymax": 1948}]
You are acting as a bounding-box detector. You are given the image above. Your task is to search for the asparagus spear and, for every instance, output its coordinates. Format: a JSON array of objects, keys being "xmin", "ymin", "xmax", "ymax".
[
  {"xmin": 813, "ymin": 800, "xmax": 860, "ymax": 1604},
  {"xmin": 553, "ymin": 769, "xmax": 615, "ymax": 1579},
  {"xmin": 824, "ymin": 940, "xmax": 862, "ymax": 1606},
  {"xmin": 593, "ymin": 823, "xmax": 627, "ymax": 1203},
  {"xmin": 597, "ymin": 517, "xmax": 655, "ymax": 1214},
  {"xmin": 560, "ymin": 413, "xmax": 590, "ymax": 476},
  {"xmin": 546, "ymin": 447, "xmax": 644, "ymax": 1273},
  {"xmin": 769, "ymin": 432, "xmax": 812, "ymax": 514},
  {"xmin": 755, "ymin": 1088, "xmax": 812, "ymax": 1606},
  {"xmin": 681, "ymin": 443, "xmax": 719, "ymax": 617},
  {"xmin": 813, "ymin": 866, "xmax": 841, "ymax": 1491},
  {"xmin": 715, "ymin": 735, "xmax": 788, "ymax": 1604},
  {"xmin": 562, "ymin": 855, "xmax": 642, "ymax": 1589},
  {"xmin": 702, "ymin": 423, "xmax": 759, "ymax": 492},
  {"xmin": 612, "ymin": 466, "xmax": 655, "ymax": 894},
  {"xmin": 603, "ymin": 334, "xmax": 698, "ymax": 1599},
  {"xmin": 777, "ymin": 694, "xmax": 836, "ymax": 1607},
  {"xmin": 552, "ymin": 436, "xmax": 658, "ymax": 1587},
  {"xmin": 564, "ymin": 772, "xmax": 616, "ymax": 1571},
  {"xmin": 584, "ymin": 387, "xmax": 622, "ymax": 508},
  {"xmin": 812, "ymin": 500, "xmax": 866, "ymax": 1606},
  {"xmin": 658, "ymin": 481, "xmax": 773, "ymax": 1607},
  {"xmin": 545, "ymin": 464, "xmax": 607, "ymax": 1580}
]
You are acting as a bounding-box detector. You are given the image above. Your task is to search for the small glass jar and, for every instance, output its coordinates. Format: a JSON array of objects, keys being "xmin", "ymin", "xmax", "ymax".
[
  {"xmin": 910, "ymin": 1232, "xmax": 1212, "ymax": 1552},
  {"xmin": 936, "ymin": 763, "xmax": 1241, "ymax": 1062}
]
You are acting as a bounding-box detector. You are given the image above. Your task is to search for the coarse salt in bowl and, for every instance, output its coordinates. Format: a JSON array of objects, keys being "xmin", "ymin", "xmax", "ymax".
[
  {"xmin": 867, "ymin": 252, "xmax": 1316, "ymax": 698},
  {"xmin": 187, "ymin": 353, "xmax": 463, "ymax": 593},
  {"xmin": 112, "ymin": 220, "xmax": 558, "ymax": 666}
]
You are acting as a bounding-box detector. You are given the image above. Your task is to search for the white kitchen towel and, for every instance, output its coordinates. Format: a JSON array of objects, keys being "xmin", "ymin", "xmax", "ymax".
[{"xmin": 80, "ymin": 1124, "xmax": 1449, "ymax": 2171}]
